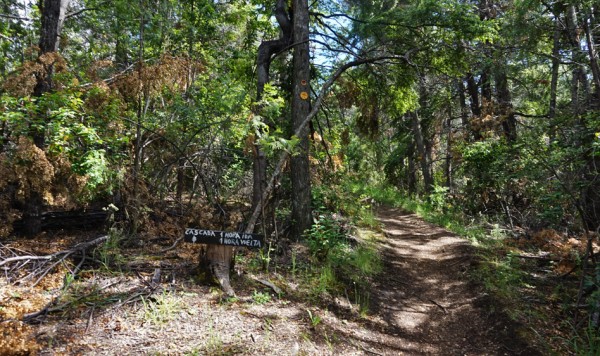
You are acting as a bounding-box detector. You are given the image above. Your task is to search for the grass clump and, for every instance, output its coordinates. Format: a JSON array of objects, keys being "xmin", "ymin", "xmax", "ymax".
[
  {"xmin": 302, "ymin": 210, "xmax": 382, "ymax": 315},
  {"xmin": 140, "ymin": 290, "xmax": 183, "ymax": 327}
]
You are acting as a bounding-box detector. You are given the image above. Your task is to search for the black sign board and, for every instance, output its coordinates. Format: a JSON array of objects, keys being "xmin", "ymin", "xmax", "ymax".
[{"xmin": 184, "ymin": 228, "xmax": 263, "ymax": 248}]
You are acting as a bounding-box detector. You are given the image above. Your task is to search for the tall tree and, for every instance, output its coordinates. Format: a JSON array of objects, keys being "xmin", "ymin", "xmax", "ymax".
[
  {"xmin": 290, "ymin": 0, "xmax": 312, "ymax": 238},
  {"xmin": 253, "ymin": 0, "xmax": 292, "ymax": 215},
  {"xmin": 23, "ymin": 0, "xmax": 71, "ymax": 237}
]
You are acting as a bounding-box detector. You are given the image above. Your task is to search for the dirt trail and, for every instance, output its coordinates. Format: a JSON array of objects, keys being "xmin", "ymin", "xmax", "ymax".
[{"xmin": 354, "ymin": 206, "xmax": 540, "ymax": 355}]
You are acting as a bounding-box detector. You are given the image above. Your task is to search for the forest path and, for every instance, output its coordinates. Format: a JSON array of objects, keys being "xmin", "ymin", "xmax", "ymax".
[
  {"xmin": 9, "ymin": 206, "xmax": 543, "ymax": 355},
  {"xmin": 354, "ymin": 206, "xmax": 540, "ymax": 355}
]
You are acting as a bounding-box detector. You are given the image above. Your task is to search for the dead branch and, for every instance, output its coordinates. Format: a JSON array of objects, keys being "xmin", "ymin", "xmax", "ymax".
[
  {"xmin": 23, "ymin": 276, "xmax": 125, "ymax": 323},
  {"xmin": 511, "ymin": 253, "xmax": 557, "ymax": 261},
  {"xmin": 0, "ymin": 235, "xmax": 108, "ymax": 267},
  {"xmin": 1, "ymin": 235, "xmax": 109, "ymax": 285},
  {"xmin": 248, "ymin": 274, "xmax": 283, "ymax": 295},
  {"xmin": 157, "ymin": 236, "xmax": 183, "ymax": 253},
  {"xmin": 0, "ymin": 13, "xmax": 32, "ymax": 21}
]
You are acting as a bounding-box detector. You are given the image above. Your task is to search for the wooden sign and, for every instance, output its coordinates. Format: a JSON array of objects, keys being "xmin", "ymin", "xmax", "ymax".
[{"xmin": 184, "ymin": 228, "xmax": 263, "ymax": 248}]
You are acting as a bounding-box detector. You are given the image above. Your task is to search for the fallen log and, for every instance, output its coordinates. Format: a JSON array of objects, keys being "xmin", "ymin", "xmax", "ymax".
[{"xmin": 12, "ymin": 209, "xmax": 115, "ymax": 235}]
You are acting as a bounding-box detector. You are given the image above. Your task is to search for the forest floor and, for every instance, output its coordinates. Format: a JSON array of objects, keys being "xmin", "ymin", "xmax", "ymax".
[{"xmin": 0, "ymin": 206, "xmax": 541, "ymax": 355}]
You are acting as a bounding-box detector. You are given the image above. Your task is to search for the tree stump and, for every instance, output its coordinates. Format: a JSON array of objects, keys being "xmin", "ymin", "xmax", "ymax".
[{"xmin": 199, "ymin": 245, "xmax": 235, "ymax": 296}]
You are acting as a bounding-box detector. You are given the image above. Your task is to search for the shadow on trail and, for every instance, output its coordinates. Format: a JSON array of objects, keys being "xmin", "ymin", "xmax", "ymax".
[{"xmin": 324, "ymin": 206, "xmax": 541, "ymax": 355}]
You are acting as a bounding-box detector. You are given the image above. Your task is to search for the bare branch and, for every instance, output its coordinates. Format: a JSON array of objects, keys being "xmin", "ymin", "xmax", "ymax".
[
  {"xmin": 65, "ymin": 1, "xmax": 109, "ymax": 19},
  {"xmin": 310, "ymin": 11, "xmax": 425, "ymax": 30},
  {"xmin": 0, "ymin": 13, "xmax": 32, "ymax": 21},
  {"xmin": 245, "ymin": 54, "xmax": 411, "ymax": 233},
  {"xmin": 0, "ymin": 235, "xmax": 108, "ymax": 271}
]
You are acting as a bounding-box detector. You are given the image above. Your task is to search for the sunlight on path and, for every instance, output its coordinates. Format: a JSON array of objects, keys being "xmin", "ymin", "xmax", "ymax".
[{"xmin": 344, "ymin": 206, "xmax": 527, "ymax": 355}]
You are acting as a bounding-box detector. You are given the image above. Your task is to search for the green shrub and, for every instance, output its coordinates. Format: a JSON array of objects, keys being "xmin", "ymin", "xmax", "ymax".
[{"xmin": 305, "ymin": 212, "xmax": 346, "ymax": 259}]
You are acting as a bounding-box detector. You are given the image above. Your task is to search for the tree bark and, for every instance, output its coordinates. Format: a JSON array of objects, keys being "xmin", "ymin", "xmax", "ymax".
[
  {"xmin": 444, "ymin": 105, "xmax": 453, "ymax": 190},
  {"xmin": 32, "ymin": 0, "xmax": 71, "ymax": 144},
  {"xmin": 199, "ymin": 244, "xmax": 235, "ymax": 296},
  {"xmin": 494, "ymin": 69, "xmax": 517, "ymax": 142},
  {"xmin": 456, "ymin": 79, "xmax": 469, "ymax": 129},
  {"xmin": 407, "ymin": 142, "xmax": 417, "ymax": 196},
  {"xmin": 252, "ymin": 0, "xmax": 292, "ymax": 216},
  {"xmin": 409, "ymin": 111, "xmax": 433, "ymax": 195},
  {"xmin": 24, "ymin": 0, "xmax": 70, "ymax": 237},
  {"xmin": 290, "ymin": 0, "xmax": 312, "ymax": 239},
  {"xmin": 582, "ymin": 12, "xmax": 600, "ymax": 101},
  {"xmin": 465, "ymin": 73, "xmax": 483, "ymax": 140},
  {"xmin": 549, "ymin": 16, "xmax": 561, "ymax": 121},
  {"xmin": 465, "ymin": 73, "xmax": 481, "ymax": 117},
  {"xmin": 566, "ymin": 5, "xmax": 589, "ymax": 113}
]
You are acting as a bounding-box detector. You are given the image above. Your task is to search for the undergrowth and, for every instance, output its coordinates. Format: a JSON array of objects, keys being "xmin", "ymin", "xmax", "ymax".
[
  {"xmin": 239, "ymin": 181, "xmax": 386, "ymax": 317},
  {"xmin": 300, "ymin": 211, "xmax": 382, "ymax": 316}
]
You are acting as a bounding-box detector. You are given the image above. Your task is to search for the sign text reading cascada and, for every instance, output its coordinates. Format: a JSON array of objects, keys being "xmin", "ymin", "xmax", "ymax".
[{"xmin": 184, "ymin": 228, "xmax": 263, "ymax": 248}]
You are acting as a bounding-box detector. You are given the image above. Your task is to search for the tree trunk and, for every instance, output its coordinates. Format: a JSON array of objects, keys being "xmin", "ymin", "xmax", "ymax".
[
  {"xmin": 566, "ymin": 5, "xmax": 590, "ymax": 113},
  {"xmin": 465, "ymin": 73, "xmax": 481, "ymax": 117},
  {"xmin": 410, "ymin": 111, "xmax": 433, "ymax": 195},
  {"xmin": 582, "ymin": 12, "xmax": 600, "ymax": 101},
  {"xmin": 549, "ymin": 16, "xmax": 561, "ymax": 121},
  {"xmin": 290, "ymin": 0, "xmax": 312, "ymax": 239},
  {"xmin": 131, "ymin": 1, "xmax": 146, "ymax": 236},
  {"xmin": 457, "ymin": 79, "xmax": 469, "ymax": 129},
  {"xmin": 465, "ymin": 73, "xmax": 483, "ymax": 140},
  {"xmin": 407, "ymin": 142, "xmax": 417, "ymax": 196},
  {"xmin": 199, "ymin": 244, "xmax": 235, "ymax": 296},
  {"xmin": 24, "ymin": 0, "xmax": 70, "ymax": 237},
  {"xmin": 480, "ymin": 69, "xmax": 492, "ymax": 105},
  {"xmin": 445, "ymin": 105, "xmax": 453, "ymax": 190},
  {"xmin": 494, "ymin": 69, "xmax": 517, "ymax": 142},
  {"xmin": 252, "ymin": 0, "xmax": 292, "ymax": 216},
  {"xmin": 32, "ymin": 0, "xmax": 70, "ymax": 144}
]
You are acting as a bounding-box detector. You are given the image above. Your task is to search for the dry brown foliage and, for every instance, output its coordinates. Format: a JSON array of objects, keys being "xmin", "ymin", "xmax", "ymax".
[
  {"xmin": 0, "ymin": 153, "xmax": 20, "ymax": 237},
  {"xmin": 47, "ymin": 153, "xmax": 87, "ymax": 209},
  {"xmin": 0, "ymin": 320, "xmax": 40, "ymax": 355},
  {"xmin": 0, "ymin": 138, "xmax": 90, "ymax": 237},
  {"xmin": 86, "ymin": 59, "xmax": 114, "ymax": 82},
  {"xmin": 113, "ymin": 55, "xmax": 203, "ymax": 102},
  {"xmin": 11, "ymin": 137, "xmax": 56, "ymax": 201},
  {"xmin": 84, "ymin": 81, "xmax": 117, "ymax": 111},
  {"xmin": 0, "ymin": 281, "xmax": 50, "ymax": 354},
  {"xmin": 0, "ymin": 137, "xmax": 55, "ymax": 238},
  {"xmin": 335, "ymin": 77, "xmax": 360, "ymax": 109},
  {"xmin": 517, "ymin": 229, "xmax": 594, "ymax": 274},
  {"xmin": 469, "ymin": 99, "xmax": 515, "ymax": 139},
  {"xmin": 2, "ymin": 52, "xmax": 68, "ymax": 96}
]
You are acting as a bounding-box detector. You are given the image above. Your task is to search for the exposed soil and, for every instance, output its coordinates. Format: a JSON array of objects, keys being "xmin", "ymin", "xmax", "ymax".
[
  {"xmin": 1, "ymin": 206, "xmax": 541, "ymax": 355},
  {"xmin": 364, "ymin": 207, "xmax": 540, "ymax": 355}
]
